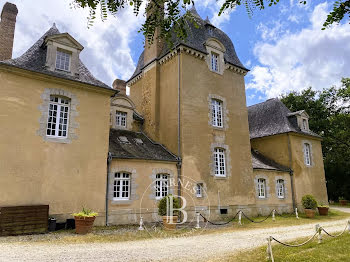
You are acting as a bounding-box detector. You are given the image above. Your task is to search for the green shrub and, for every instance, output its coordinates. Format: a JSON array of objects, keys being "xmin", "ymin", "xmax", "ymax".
[
  {"xmin": 73, "ymin": 207, "xmax": 98, "ymax": 218},
  {"xmin": 158, "ymin": 195, "xmax": 181, "ymax": 216},
  {"xmin": 339, "ymin": 196, "xmax": 345, "ymax": 201},
  {"xmin": 302, "ymin": 195, "xmax": 318, "ymax": 210}
]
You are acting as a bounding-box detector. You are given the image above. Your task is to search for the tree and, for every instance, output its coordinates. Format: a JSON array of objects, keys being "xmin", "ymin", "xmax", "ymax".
[
  {"xmin": 71, "ymin": 0, "xmax": 350, "ymax": 44},
  {"xmin": 281, "ymin": 78, "xmax": 350, "ymax": 201}
]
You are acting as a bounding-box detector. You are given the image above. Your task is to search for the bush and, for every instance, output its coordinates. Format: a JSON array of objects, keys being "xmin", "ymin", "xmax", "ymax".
[
  {"xmin": 73, "ymin": 207, "xmax": 98, "ymax": 218},
  {"xmin": 158, "ymin": 195, "xmax": 181, "ymax": 216},
  {"xmin": 302, "ymin": 195, "xmax": 318, "ymax": 210}
]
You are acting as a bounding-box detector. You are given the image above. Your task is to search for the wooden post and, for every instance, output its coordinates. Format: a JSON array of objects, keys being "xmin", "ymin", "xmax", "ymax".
[
  {"xmin": 295, "ymin": 208, "xmax": 299, "ymax": 219},
  {"xmin": 195, "ymin": 212, "xmax": 201, "ymax": 229},
  {"xmin": 138, "ymin": 216, "xmax": 144, "ymax": 231},
  {"xmin": 238, "ymin": 211, "xmax": 242, "ymax": 226},
  {"xmin": 272, "ymin": 210, "xmax": 276, "ymax": 222},
  {"xmin": 348, "ymin": 220, "xmax": 350, "ymax": 234},
  {"xmin": 266, "ymin": 236, "xmax": 274, "ymax": 262},
  {"xmin": 316, "ymin": 224, "xmax": 322, "ymax": 244}
]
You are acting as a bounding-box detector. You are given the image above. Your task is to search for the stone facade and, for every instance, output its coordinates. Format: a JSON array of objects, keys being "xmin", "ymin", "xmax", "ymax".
[{"xmin": 0, "ymin": 2, "xmax": 18, "ymax": 60}]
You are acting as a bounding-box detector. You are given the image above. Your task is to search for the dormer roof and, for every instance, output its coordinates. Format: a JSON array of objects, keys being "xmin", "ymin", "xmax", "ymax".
[
  {"xmin": 44, "ymin": 32, "xmax": 84, "ymax": 51},
  {"xmin": 0, "ymin": 24, "xmax": 112, "ymax": 90}
]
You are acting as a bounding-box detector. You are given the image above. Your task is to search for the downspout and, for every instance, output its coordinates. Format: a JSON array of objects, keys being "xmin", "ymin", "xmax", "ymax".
[
  {"xmin": 177, "ymin": 50, "xmax": 182, "ymax": 205},
  {"xmin": 287, "ymin": 133, "xmax": 296, "ymax": 210},
  {"xmin": 106, "ymin": 152, "xmax": 112, "ymax": 226}
]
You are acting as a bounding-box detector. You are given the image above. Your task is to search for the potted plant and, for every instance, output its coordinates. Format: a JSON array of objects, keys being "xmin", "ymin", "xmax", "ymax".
[
  {"xmin": 339, "ymin": 197, "xmax": 348, "ymax": 206},
  {"xmin": 302, "ymin": 195, "xmax": 318, "ymax": 218},
  {"xmin": 158, "ymin": 195, "xmax": 180, "ymax": 230},
  {"xmin": 317, "ymin": 203, "xmax": 329, "ymax": 216},
  {"xmin": 72, "ymin": 207, "xmax": 98, "ymax": 235}
]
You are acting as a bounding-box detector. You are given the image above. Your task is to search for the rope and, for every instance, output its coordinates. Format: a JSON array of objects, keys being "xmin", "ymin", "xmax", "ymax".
[
  {"xmin": 274, "ymin": 210, "xmax": 295, "ymax": 218},
  {"xmin": 200, "ymin": 211, "xmax": 241, "ymax": 226},
  {"xmin": 271, "ymin": 231, "xmax": 318, "ymax": 247},
  {"xmin": 241, "ymin": 210, "xmax": 274, "ymax": 223},
  {"xmin": 321, "ymin": 224, "xmax": 349, "ymax": 238}
]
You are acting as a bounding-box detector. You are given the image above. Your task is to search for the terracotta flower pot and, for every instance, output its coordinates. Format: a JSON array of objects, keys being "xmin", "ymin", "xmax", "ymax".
[
  {"xmin": 162, "ymin": 216, "xmax": 178, "ymax": 230},
  {"xmin": 317, "ymin": 207, "xmax": 329, "ymax": 216},
  {"xmin": 304, "ymin": 209, "xmax": 316, "ymax": 218},
  {"xmin": 74, "ymin": 216, "xmax": 96, "ymax": 234},
  {"xmin": 339, "ymin": 200, "xmax": 348, "ymax": 206}
]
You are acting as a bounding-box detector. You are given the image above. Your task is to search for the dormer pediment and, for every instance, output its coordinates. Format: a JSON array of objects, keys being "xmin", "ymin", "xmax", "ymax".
[{"xmin": 44, "ymin": 33, "xmax": 84, "ymax": 51}]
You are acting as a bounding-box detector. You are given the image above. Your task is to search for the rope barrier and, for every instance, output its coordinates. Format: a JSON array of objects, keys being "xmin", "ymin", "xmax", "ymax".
[
  {"xmin": 241, "ymin": 210, "xmax": 274, "ymax": 223},
  {"xmin": 199, "ymin": 211, "xmax": 241, "ymax": 226},
  {"xmin": 321, "ymin": 223, "xmax": 349, "ymax": 238},
  {"xmin": 271, "ymin": 231, "xmax": 318, "ymax": 247},
  {"xmin": 274, "ymin": 210, "xmax": 295, "ymax": 218}
]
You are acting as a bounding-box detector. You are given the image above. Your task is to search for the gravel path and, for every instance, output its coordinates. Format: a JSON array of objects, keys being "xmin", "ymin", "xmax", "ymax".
[{"xmin": 1, "ymin": 209, "xmax": 349, "ymax": 262}]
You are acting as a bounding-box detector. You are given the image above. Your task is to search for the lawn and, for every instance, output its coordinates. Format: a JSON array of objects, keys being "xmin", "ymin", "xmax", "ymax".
[
  {"xmin": 1, "ymin": 209, "xmax": 349, "ymax": 244},
  {"xmin": 218, "ymin": 231, "xmax": 350, "ymax": 262}
]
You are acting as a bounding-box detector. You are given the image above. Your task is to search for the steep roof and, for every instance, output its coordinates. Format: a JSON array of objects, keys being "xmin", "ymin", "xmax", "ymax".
[
  {"xmin": 128, "ymin": 5, "xmax": 247, "ymax": 81},
  {"xmin": 0, "ymin": 24, "xmax": 112, "ymax": 90},
  {"xmin": 109, "ymin": 129, "xmax": 178, "ymax": 162},
  {"xmin": 248, "ymin": 98, "xmax": 321, "ymax": 139},
  {"xmin": 251, "ymin": 149, "xmax": 290, "ymax": 172}
]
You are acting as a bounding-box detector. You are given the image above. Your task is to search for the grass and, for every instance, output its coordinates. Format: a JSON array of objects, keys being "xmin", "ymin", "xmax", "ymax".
[
  {"xmin": 2, "ymin": 209, "xmax": 349, "ymax": 245},
  {"xmin": 216, "ymin": 231, "xmax": 350, "ymax": 261},
  {"xmin": 331, "ymin": 202, "xmax": 350, "ymax": 207}
]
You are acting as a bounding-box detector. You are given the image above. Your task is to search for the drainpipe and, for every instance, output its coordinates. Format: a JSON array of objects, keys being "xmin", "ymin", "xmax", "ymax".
[
  {"xmin": 177, "ymin": 49, "xmax": 182, "ymax": 213},
  {"xmin": 287, "ymin": 133, "xmax": 296, "ymax": 210},
  {"xmin": 106, "ymin": 152, "xmax": 112, "ymax": 226}
]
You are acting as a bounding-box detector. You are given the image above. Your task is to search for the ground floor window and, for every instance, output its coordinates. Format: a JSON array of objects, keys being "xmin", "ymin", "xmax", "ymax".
[
  {"xmin": 155, "ymin": 174, "xmax": 169, "ymax": 199},
  {"xmin": 114, "ymin": 172, "xmax": 130, "ymax": 200},
  {"xmin": 277, "ymin": 179, "xmax": 285, "ymax": 198},
  {"xmin": 258, "ymin": 178, "xmax": 266, "ymax": 198},
  {"xmin": 196, "ymin": 183, "xmax": 203, "ymax": 197}
]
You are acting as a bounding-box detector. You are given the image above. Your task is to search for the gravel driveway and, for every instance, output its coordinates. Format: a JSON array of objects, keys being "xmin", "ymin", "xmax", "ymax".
[{"xmin": 1, "ymin": 208, "xmax": 349, "ymax": 262}]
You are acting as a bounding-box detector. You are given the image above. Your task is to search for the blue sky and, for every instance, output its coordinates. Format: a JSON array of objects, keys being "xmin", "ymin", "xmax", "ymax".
[{"xmin": 4, "ymin": 0, "xmax": 350, "ymax": 106}]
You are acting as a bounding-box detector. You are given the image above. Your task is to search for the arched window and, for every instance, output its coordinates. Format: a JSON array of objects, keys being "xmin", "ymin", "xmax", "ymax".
[
  {"xmin": 46, "ymin": 95, "xmax": 70, "ymax": 138},
  {"xmin": 155, "ymin": 174, "xmax": 169, "ymax": 199},
  {"xmin": 276, "ymin": 179, "xmax": 285, "ymax": 199},
  {"xmin": 114, "ymin": 172, "xmax": 131, "ymax": 200},
  {"xmin": 211, "ymin": 99, "xmax": 223, "ymax": 128},
  {"xmin": 258, "ymin": 178, "xmax": 266, "ymax": 198},
  {"xmin": 304, "ymin": 143, "xmax": 311, "ymax": 166},
  {"xmin": 214, "ymin": 148, "xmax": 226, "ymax": 177}
]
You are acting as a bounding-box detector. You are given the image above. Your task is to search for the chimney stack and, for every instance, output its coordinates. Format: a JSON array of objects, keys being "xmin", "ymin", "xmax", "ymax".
[
  {"xmin": 0, "ymin": 2, "xmax": 18, "ymax": 61},
  {"xmin": 144, "ymin": 1, "xmax": 165, "ymax": 65},
  {"xmin": 112, "ymin": 79, "xmax": 127, "ymax": 95}
]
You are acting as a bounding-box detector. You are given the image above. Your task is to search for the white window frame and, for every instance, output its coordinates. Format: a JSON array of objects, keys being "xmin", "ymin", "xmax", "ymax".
[
  {"xmin": 113, "ymin": 172, "xmax": 131, "ymax": 200},
  {"xmin": 116, "ymin": 111, "xmax": 127, "ymax": 128},
  {"xmin": 211, "ymin": 52, "xmax": 219, "ymax": 72},
  {"xmin": 258, "ymin": 178, "xmax": 266, "ymax": 199},
  {"xmin": 196, "ymin": 183, "xmax": 203, "ymax": 198},
  {"xmin": 55, "ymin": 50, "xmax": 71, "ymax": 71},
  {"xmin": 211, "ymin": 99, "xmax": 223, "ymax": 128},
  {"xmin": 214, "ymin": 148, "xmax": 226, "ymax": 177},
  {"xmin": 276, "ymin": 179, "xmax": 285, "ymax": 199},
  {"xmin": 304, "ymin": 143, "xmax": 311, "ymax": 166},
  {"xmin": 155, "ymin": 174, "xmax": 169, "ymax": 199},
  {"xmin": 46, "ymin": 96, "xmax": 70, "ymax": 138},
  {"xmin": 302, "ymin": 118, "xmax": 308, "ymax": 131}
]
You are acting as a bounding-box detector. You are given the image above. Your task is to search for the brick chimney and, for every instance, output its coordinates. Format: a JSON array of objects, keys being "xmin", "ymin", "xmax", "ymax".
[
  {"xmin": 112, "ymin": 79, "xmax": 127, "ymax": 95},
  {"xmin": 0, "ymin": 2, "xmax": 18, "ymax": 61},
  {"xmin": 144, "ymin": 0, "xmax": 165, "ymax": 65}
]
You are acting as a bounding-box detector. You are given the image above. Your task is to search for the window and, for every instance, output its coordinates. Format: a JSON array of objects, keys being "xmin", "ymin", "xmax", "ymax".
[
  {"xmin": 46, "ymin": 96, "xmax": 70, "ymax": 138},
  {"xmin": 196, "ymin": 183, "xmax": 203, "ymax": 197},
  {"xmin": 214, "ymin": 148, "xmax": 226, "ymax": 177},
  {"xmin": 116, "ymin": 111, "xmax": 127, "ymax": 127},
  {"xmin": 277, "ymin": 179, "xmax": 285, "ymax": 199},
  {"xmin": 211, "ymin": 52, "xmax": 219, "ymax": 72},
  {"xmin": 55, "ymin": 50, "xmax": 70, "ymax": 71},
  {"xmin": 302, "ymin": 119, "xmax": 308, "ymax": 130},
  {"xmin": 211, "ymin": 99, "xmax": 223, "ymax": 128},
  {"xmin": 155, "ymin": 174, "xmax": 169, "ymax": 199},
  {"xmin": 258, "ymin": 178, "xmax": 266, "ymax": 198},
  {"xmin": 113, "ymin": 172, "xmax": 130, "ymax": 200},
  {"xmin": 304, "ymin": 143, "xmax": 311, "ymax": 166}
]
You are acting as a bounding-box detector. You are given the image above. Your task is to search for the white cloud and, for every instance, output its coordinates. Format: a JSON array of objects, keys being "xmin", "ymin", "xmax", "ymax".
[
  {"xmin": 6, "ymin": 0, "xmax": 145, "ymax": 86},
  {"xmin": 247, "ymin": 2, "xmax": 350, "ymax": 98},
  {"xmin": 195, "ymin": 0, "xmax": 235, "ymax": 28}
]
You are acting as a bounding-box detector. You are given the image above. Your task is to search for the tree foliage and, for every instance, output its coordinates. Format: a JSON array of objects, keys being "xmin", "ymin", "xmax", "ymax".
[
  {"xmin": 281, "ymin": 78, "xmax": 350, "ymax": 201},
  {"xmin": 70, "ymin": 0, "xmax": 350, "ymax": 45}
]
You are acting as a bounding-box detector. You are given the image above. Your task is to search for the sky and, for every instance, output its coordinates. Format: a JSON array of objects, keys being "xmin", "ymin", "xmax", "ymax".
[{"xmin": 3, "ymin": 0, "xmax": 350, "ymax": 106}]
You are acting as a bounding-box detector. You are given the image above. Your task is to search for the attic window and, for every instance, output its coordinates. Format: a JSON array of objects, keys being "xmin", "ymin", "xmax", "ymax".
[
  {"xmin": 56, "ymin": 50, "xmax": 71, "ymax": 71},
  {"xmin": 134, "ymin": 138, "xmax": 143, "ymax": 144},
  {"xmin": 302, "ymin": 118, "xmax": 308, "ymax": 131},
  {"xmin": 118, "ymin": 136, "xmax": 129, "ymax": 143}
]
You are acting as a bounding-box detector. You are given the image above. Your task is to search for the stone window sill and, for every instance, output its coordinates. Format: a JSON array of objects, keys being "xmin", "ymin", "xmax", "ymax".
[
  {"xmin": 44, "ymin": 136, "xmax": 71, "ymax": 144},
  {"xmin": 111, "ymin": 200, "xmax": 133, "ymax": 205}
]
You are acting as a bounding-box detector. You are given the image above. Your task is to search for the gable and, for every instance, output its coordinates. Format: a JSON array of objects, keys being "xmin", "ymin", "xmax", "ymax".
[{"xmin": 45, "ymin": 33, "xmax": 84, "ymax": 51}]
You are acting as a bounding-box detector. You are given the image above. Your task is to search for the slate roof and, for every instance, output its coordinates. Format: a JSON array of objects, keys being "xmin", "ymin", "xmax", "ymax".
[
  {"xmin": 248, "ymin": 98, "xmax": 321, "ymax": 139},
  {"xmin": 109, "ymin": 129, "xmax": 178, "ymax": 162},
  {"xmin": 0, "ymin": 25, "xmax": 112, "ymax": 90},
  {"xmin": 128, "ymin": 5, "xmax": 247, "ymax": 81},
  {"xmin": 251, "ymin": 149, "xmax": 290, "ymax": 172}
]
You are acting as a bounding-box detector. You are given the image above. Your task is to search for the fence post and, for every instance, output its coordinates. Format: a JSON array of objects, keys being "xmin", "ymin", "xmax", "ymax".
[
  {"xmin": 272, "ymin": 209, "xmax": 276, "ymax": 222},
  {"xmin": 348, "ymin": 220, "xmax": 350, "ymax": 234},
  {"xmin": 295, "ymin": 208, "xmax": 299, "ymax": 219},
  {"xmin": 138, "ymin": 216, "xmax": 144, "ymax": 231},
  {"xmin": 316, "ymin": 224, "xmax": 322, "ymax": 244},
  {"xmin": 238, "ymin": 211, "xmax": 242, "ymax": 226},
  {"xmin": 266, "ymin": 236, "xmax": 274, "ymax": 262},
  {"xmin": 195, "ymin": 212, "xmax": 201, "ymax": 229}
]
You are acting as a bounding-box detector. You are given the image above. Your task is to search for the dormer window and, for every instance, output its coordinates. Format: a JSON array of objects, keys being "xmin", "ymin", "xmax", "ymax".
[
  {"xmin": 116, "ymin": 111, "xmax": 127, "ymax": 128},
  {"xmin": 55, "ymin": 50, "xmax": 71, "ymax": 71},
  {"xmin": 211, "ymin": 52, "xmax": 219, "ymax": 72},
  {"xmin": 302, "ymin": 118, "xmax": 308, "ymax": 131},
  {"xmin": 205, "ymin": 38, "xmax": 225, "ymax": 75}
]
